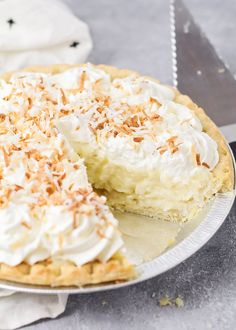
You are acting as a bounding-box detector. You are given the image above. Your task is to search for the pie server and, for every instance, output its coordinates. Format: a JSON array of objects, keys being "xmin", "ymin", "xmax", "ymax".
[{"xmin": 170, "ymin": 0, "xmax": 236, "ymax": 158}]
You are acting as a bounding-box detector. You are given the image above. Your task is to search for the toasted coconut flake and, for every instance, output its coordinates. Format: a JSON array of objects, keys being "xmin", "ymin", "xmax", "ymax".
[
  {"xmin": 0, "ymin": 114, "xmax": 6, "ymax": 121},
  {"xmin": 94, "ymin": 78, "xmax": 103, "ymax": 90},
  {"xmin": 202, "ymin": 162, "xmax": 210, "ymax": 169},
  {"xmin": 21, "ymin": 221, "xmax": 32, "ymax": 230},
  {"xmin": 196, "ymin": 153, "xmax": 201, "ymax": 166},
  {"xmin": 27, "ymin": 97, "xmax": 33, "ymax": 109},
  {"xmin": 167, "ymin": 136, "xmax": 178, "ymax": 143},
  {"xmin": 79, "ymin": 71, "xmax": 87, "ymax": 92},
  {"xmin": 15, "ymin": 185, "xmax": 23, "ymax": 191},
  {"xmin": 1, "ymin": 146, "xmax": 10, "ymax": 167},
  {"xmin": 159, "ymin": 147, "xmax": 168, "ymax": 155},
  {"xmin": 72, "ymin": 211, "xmax": 77, "ymax": 229},
  {"xmin": 171, "ymin": 146, "xmax": 179, "ymax": 154},
  {"xmin": 104, "ymin": 96, "xmax": 111, "ymax": 107},
  {"xmin": 96, "ymin": 227, "xmax": 107, "ymax": 239},
  {"xmin": 151, "ymin": 114, "xmax": 161, "ymax": 121},
  {"xmin": 133, "ymin": 136, "xmax": 144, "ymax": 143},
  {"xmin": 96, "ymin": 106, "xmax": 103, "ymax": 114},
  {"xmin": 60, "ymin": 88, "xmax": 67, "ymax": 105},
  {"xmin": 150, "ymin": 97, "xmax": 161, "ymax": 107}
]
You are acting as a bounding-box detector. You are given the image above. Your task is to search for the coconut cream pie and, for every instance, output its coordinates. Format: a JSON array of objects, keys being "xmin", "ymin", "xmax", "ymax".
[{"xmin": 0, "ymin": 63, "xmax": 233, "ymax": 287}]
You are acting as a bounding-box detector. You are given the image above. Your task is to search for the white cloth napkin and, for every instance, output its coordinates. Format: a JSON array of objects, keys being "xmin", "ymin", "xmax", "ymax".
[
  {"xmin": 0, "ymin": 289, "xmax": 68, "ymax": 329},
  {"xmin": 0, "ymin": 0, "xmax": 92, "ymax": 328},
  {"xmin": 0, "ymin": 0, "xmax": 92, "ymax": 73}
]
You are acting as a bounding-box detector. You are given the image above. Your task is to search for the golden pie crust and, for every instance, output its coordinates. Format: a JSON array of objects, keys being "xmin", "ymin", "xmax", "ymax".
[
  {"xmin": 0, "ymin": 255, "xmax": 135, "ymax": 287},
  {"xmin": 0, "ymin": 64, "xmax": 233, "ymax": 287}
]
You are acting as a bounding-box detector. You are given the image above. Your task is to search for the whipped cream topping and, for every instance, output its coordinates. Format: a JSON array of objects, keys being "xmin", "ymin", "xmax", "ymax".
[
  {"xmin": 0, "ymin": 64, "xmax": 220, "ymax": 265},
  {"xmin": 111, "ymin": 76, "xmax": 175, "ymax": 105}
]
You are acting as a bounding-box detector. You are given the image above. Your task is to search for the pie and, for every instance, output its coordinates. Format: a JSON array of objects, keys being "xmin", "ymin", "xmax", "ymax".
[{"xmin": 0, "ymin": 64, "xmax": 233, "ymax": 287}]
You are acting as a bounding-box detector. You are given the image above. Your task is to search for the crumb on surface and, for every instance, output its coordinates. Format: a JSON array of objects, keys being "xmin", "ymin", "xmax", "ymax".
[
  {"xmin": 101, "ymin": 300, "xmax": 108, "ymax": 306},
  {"xmin": 159, "ymin": 296, "xmax": 172, "ymax": 306},
  {"xmin": 175, "ymin": 297, "xmax": 184, "ymax": 307},
  {"xmin": 159, "ymin": 296, "xmax": 184, "ymax": 307}
]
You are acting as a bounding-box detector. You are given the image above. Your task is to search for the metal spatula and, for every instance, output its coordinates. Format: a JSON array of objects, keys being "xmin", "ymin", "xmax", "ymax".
[{"xmin": 170, "ymin": 0, "xmax": 236, "ymax": 157}]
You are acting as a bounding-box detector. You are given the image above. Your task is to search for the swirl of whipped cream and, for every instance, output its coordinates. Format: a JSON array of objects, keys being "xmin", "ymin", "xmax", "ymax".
[
  {"xmin": 41, "ymin": 203, "xmax": 122, "ymax": 266},
  {"xmin": 111, "ymin": 76, "xmax": 175, "ymax": 105},
  {"xmin": 0, "ymin": 203, "xmax": 44, "ymax": 266},
  {"xmin": 51, "ymin": 66, "xmax": 111, "ymax": 91},
  {"xmin": 0, "ymin": 200, "xmax": 123, "ymax": 267}
]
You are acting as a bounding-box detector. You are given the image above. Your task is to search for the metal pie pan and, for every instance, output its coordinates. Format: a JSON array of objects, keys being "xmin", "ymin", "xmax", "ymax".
[{"xmin": 0, "ymin": 145, "xmax": 235, "ymax": 295}]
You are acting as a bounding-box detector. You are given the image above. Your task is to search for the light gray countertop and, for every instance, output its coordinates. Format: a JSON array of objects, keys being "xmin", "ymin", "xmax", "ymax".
[{"xmin": 26, "ymin": 1, "xmax": 236, "ymax": 329}]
